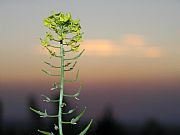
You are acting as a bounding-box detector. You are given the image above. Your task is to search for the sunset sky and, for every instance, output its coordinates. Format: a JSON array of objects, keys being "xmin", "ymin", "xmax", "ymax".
[{"xmin": 0, "ymin": 0, "xmax": 180, "ymax": 125}]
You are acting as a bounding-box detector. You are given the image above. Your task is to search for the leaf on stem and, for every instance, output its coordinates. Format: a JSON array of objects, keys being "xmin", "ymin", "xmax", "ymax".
[
  {"xmin": 62, "ymin": 108, "xmax": 76, "ymax": 115},
  {"xmin": 65, "ymin": 61, "xmax": 77, "ymax": 71},
  {"xmin": 30, "ymin": 107, "xmax": 48, "ymax": 118},
  {"xmin": 38, "ymin": 129, "xmax": 54, "ymax": 135},
  {"xmin": 79, "ymin": 119, "xmax": 93, "ymax": 135},
  {"xmin": 71, "ymin": 107, "xmax": 86, "ymax": 124},
  {"xmin": 65, "ymin": 69, "xmax": 79, "ymax": 82},
  {"xmin": 64, "ymin": 83, "xmax": 83, "ymax": 100},
  {"xmin": 44, "ymin": 61, "xmax": 61, "ymax": 68},
  {"xmin": 41, "ymin": 69, "xmax": 60, "ymax": 76},
  {"xmin": 64, "ymin": 49, "xmax": 85, "ymax": 61}
]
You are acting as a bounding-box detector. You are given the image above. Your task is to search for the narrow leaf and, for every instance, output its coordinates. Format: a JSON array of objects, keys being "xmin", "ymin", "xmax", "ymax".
[
  {"xmin": 29, "ymin": 107, "xmax": 47, "ymax": 118},
  {"xmin": 30, "ymin": 107, "xmax": 44, "ymax": 116},
  {"xmin": 38, "ymin": 129, "xmax": 54, "ymax": 135},
  {"xmin": 64, "ymin": 49, "xmax": 85, "ymax": 60},
  {"xmin": 62, "ymin": 108, "xmax": 76, "ymax": 115},
  {"xmin": 41, "ymin": 69, "xmax": 60, "ymax": 76},
  {"xmin": 79, "ymin": 119, "xmax": 93, "ymax": 135},
  {"xmin": 64, "ymin": 83, "xmax": 82, "ymax": 100},
  {"xmin": 65, "ymin": 69, "xmax": 79, "ymax": 82},
  {"xmin": 71, "ymin": 107, "xmax": 86, "ymax": 124}
]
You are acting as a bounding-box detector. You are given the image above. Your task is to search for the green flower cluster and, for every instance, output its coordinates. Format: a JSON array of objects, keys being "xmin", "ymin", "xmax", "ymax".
[{"xmin": 41, "ymin": 12, "xmax": 83, "ymax": 52}]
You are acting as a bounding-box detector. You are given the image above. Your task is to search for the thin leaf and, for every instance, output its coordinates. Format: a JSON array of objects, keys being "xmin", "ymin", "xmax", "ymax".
[
  {"xmin": 38, "ymin": 129, "xmax": 54, "ymax": 135},
  {"xmin": 64, "ymin": 49, "xmax": 85, "ymax": 60},
  {"xmin": 29, "ymin": 107, "xmax": 47, "ymax": 118},
  {"xmin": 65, "ymin": 69, "xmax": 79, "ymax": 82},
  {"xmin": 71, "ymin": 107, "xmax": 86, "ymax": 124},
  {"xmin": 41, "ymin": 69, "xmax": 60, "ymax": 76},
  {"xmin": 62, "ymin": 108, "xmax": 76, "ymax": 115},
  {"xmin": 79, "ymin": 119, "xmax": 93, "ymax": 135},
  {"xmin": 64, "ymin": 83, "xmax": 82, "ymax": 100}
]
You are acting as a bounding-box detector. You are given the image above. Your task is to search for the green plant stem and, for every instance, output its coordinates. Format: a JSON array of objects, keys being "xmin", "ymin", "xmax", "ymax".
[{"xmin": 58, "ymin": 40, "xmax": 64, "ymax": 135}]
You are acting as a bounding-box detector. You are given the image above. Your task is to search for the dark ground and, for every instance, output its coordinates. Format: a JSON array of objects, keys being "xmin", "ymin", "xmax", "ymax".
[{"xmin": 0, "ymin": 97, "xmax": 180, "ymax": 135}]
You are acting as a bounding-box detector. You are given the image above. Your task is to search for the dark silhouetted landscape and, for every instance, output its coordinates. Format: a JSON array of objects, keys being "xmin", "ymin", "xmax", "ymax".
[{"xmin": 0, "ymin": 97, "xmax": 180, "ymax": 135}]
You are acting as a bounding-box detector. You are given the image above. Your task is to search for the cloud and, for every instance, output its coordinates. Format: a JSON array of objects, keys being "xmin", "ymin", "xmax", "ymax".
[
  {"xmin": 34, "ymin": 34, "xmax": 163, "ymax": 58},
  {"xmin": 120, "ymin": 34, "xmax": 145, "ymax": 46},
  {"xmin": 82, "ymin": 40, "xmax": 126, "ymax": 56},
  {"xmin": 82, "ymin": 34, "xmax": 162, "ymax": 58},
  {"xmin": 145, "ymin": 47, "xmax": 161, "ymax": 58}
]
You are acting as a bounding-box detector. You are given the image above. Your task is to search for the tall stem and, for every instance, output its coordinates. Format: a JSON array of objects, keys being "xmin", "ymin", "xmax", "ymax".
[{"xmin": 59, "ymin": 40, "xmax": 64, "ymax": 135}]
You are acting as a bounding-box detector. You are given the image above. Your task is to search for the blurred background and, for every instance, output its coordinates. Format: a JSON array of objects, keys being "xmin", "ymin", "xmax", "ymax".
[{"xmin": 0, "ymin": 0, "xmax": 180, "ymax": 134}]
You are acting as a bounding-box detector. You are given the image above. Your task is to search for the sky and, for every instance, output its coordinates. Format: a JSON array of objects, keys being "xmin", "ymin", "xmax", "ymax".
[{"xmin": 0, "ymin": 0, "xmax": 180, "ymax": 125}]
